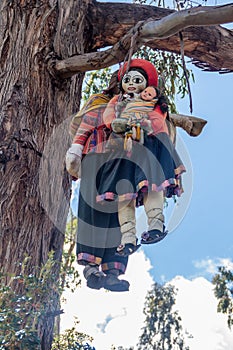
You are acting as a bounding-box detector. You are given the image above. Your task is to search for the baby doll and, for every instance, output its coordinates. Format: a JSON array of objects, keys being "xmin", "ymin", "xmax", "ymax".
[{"xmin": 112, "ymin": 86, "xmax": 157, "ymax": 135}]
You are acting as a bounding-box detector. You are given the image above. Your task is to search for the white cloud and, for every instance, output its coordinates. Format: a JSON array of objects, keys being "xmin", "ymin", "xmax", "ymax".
[
  {"xmin": 61, "ymin": 256, "xmax": 233, "ymax": 350},
  {"xmin": 193, "ymin": 257, "xmax": 233, "ymax": 276},
  {"xmin": 170, "ymin": 276, "xmax": 233, "ymax": 350},
  {"xmin": 61, "ymin": 250, "xmax": 154, "ymax": 350}
]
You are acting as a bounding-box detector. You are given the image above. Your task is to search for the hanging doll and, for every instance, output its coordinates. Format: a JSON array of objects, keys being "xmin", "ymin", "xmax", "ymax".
[{"xmin": 96, "ymin": 58, "xmax": 186, "ymax": 257}]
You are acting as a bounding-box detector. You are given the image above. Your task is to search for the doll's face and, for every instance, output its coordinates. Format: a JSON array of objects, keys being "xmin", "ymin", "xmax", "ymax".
[
  {"xmin": 140, "ymin": 86, "xmax": 157, "ymax": 101},
  {"xmin": 122, "ymin": 70, "xmax": 147, "ymax": 94}
]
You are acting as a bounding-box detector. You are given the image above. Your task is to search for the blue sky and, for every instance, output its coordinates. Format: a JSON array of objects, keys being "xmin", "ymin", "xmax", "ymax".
[
  {"xmin": 61, "ymin": 1, "xmax": 233, "ymax": 349},
  {"xmin": 144, "ymin": 65, "xmax": 233, "ymax": 283},
  {"xmin": 65, "ymin": 55, "xmax": 233, "ymax": 350}
]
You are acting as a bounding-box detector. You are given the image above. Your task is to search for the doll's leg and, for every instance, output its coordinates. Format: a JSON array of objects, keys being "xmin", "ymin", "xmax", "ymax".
[
  {"xmin": 119, "ymin": 199, "xmax": 136, "ymax": 245},
  {"xmin": 144, "ymin": 191, "xmax": 164, "ymax": 231},
  {"xmin": 141, "ymin": 191, "xmax": 168, "ymax": 244},
  {"xmin": 116, "ymin": 199, "xmax": 140, "ymax": 256}
]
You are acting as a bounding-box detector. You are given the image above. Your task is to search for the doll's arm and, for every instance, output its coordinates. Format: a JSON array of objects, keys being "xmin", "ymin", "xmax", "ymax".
[
  {"xmin": 66, "ymin": 111, "xmax": 99, "ymax": 179},
  {"xmin": 73, "ymin": 112, "xmax": 96, "ymax": 146},
  {"xmin": 148, "ymin": 107, "xmax": 168, "ymax": 135}
]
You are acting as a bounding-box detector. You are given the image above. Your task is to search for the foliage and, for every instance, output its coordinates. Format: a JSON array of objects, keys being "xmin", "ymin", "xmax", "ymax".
[
  {"xmin": 111, "ymin": 346, "xmax": 134, "ymax": 350},
  {"xmin": 0, "ymin": 216, "xmax": 82, "ymax": 350},
  {"xmin": 137, "ymin": 282, "xmax": 190, "ymax": 350},
  {"xmin": 133, "ymin": 0, "xmax": 207, "ymax": 9},
  {"xmin": 133, "ymin": 47, "xmax": 194, "ymax": 113},
  {"xmin": 82, "ymin": 67, "xmax": 116, "ymax": 103},
  {"xmin": 111, "ymin": 283, "xmax": 191, "ymax": 350},
  {"xmin": 60, "ymin": 211, "xmax": 80, "ymax": 293},
  {"xmin": 52, "ymin": 210, "xmax": 98, "ymax": 349},
  {"xmin": 0, "ymin": 253, "xmax": 61, "ymax": 349},
  {"xmin": 52, "ymin": 211, "xmax": 97, "ymax": 349},
  {"xmin": 212, "ymin": 266, "xmax": 233, "ymax": 329},
  {"xmin": 52, "ymin": 212, "xmax": 96, "ymax": 349},
  {"xmin": 52, "ymin": 319, "xmax": 95, "ymax": 350}
]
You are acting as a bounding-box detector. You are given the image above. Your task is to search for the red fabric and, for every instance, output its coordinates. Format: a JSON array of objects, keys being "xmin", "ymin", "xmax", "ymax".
[
  {"xmin": 73, "ymin": 108, "xmax": 109, "ymax": 155},
  {"xmin": 118, "ymin": 59, "xmax": 158, "ymax": 87},
  {"xmin": 148, "ymin": 108, "xmax": 168, "ymax": 135},
  {"xmin": 103, "ymin": 95, "xmax": 119, "ymax": 128}
]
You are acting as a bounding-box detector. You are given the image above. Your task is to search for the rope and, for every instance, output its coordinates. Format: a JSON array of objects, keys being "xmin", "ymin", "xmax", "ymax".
[
  {"xmin": 118, "ymin": 28, "xmax": 140, "ymax": 103},
  {"xmin": 179, "ymin": 31, "xmax": 193, "ymax": 114}
]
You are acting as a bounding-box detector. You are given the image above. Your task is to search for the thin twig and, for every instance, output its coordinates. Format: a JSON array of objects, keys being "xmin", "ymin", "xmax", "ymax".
[{"xmin": 179, "ymin": 31, "xmax": 193, "ymax": 113}]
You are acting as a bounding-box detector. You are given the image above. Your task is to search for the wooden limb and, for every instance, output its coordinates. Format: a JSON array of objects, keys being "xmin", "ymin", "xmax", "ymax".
[
  {"xmin": 53, "ymin": 4, "xmax": 233, "ymax": 77},
  {"xmin": 139, "ymin": 4, "xmax": 233, "ymax": 41},
  {"xmin": 54, "ymin": 22, "xmax": 143, "ymax": 78},
  {"xmin": 170, "ymin": 113, "xmax": 207, "ymax": 136}
]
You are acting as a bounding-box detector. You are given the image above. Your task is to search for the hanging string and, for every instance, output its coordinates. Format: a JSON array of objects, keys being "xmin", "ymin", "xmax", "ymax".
[
  {"xmin": 179, "ymin": 31, "xmax": 193, "ymax": 114},
  {"xmin": 125, "ymin": 29, "xmax": 139, "ymax": 73},
  {"xmin": 118, "ymin": 27, "xmax": 139, "ymax": 102}
]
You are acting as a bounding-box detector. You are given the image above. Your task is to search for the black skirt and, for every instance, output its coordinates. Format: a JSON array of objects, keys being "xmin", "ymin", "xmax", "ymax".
[
  {"xmin": 76, "ymin": 152, "xmax": 128, "ymax": 273},
  {"xmin": 96, "ymin": 132, "xmax": 185, "ymax": 207}
]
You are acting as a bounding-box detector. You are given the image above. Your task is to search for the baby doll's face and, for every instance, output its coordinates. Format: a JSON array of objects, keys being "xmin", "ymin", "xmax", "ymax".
[
  {"xmin": 122, "ymin": 70, "xmax": 147, "ymax": 94},
  {"xmin": 140, "ymin": 86, "xmax": 157, "ymax": 101}
]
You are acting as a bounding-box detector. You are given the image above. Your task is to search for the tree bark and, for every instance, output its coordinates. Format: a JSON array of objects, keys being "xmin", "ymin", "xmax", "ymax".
[{"xmin": 0, "ymin": 0, "xmax": 91, "ymax": 348}]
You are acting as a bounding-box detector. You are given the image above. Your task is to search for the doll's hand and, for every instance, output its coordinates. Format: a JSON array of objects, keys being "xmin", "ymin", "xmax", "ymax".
[
  {"xmin": 111, "ymin": 118, "xmax": 129, "ymax": 133},
  {"xmin": 65, "ymin": 144, "xmax": 83, "ymax": 179},
  {"xmin": 140, "ymin": 118, "xmax": 153, "ymax": 134},
  {"xmin": 140, "ymin": 118, "xmax": 151, "ymax": 127}
]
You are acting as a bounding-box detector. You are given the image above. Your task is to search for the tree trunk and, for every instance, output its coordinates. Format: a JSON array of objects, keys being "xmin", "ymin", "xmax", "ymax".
[{"xmin": 0, "ymin": 0, "xmax": 92, "ymax": 348}]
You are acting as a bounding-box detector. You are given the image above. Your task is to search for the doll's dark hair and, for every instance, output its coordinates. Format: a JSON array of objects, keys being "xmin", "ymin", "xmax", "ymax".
[
  {"xmin": 147, "ymin": 86, "xmax": 169, "ymax": 113},
  {"xmin": 157, "ymin": 94, "xmax": 169, "ymax": 113},
  {"xmin": 103, "ymin": 70, "xmax": 120, "ymax": 97}
]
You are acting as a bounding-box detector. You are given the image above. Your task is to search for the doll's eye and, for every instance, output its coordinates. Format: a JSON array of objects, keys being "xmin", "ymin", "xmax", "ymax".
[
  {"xmin": 132, "ymin": 76, "xmax": 144, "ymax": 84},
  {"xmin": 123, "ymin": 76, "xmax": 130, "ymax": 83}
]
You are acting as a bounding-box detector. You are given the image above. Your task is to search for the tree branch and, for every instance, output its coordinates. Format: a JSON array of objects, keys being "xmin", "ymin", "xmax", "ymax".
[
  {"xmin": 53, "ymin": 4, "xmax": 233, "ymax": 77},
  {"xmin": 140, "ymin": 4, "xmax": 233, "ymax": 40},
  {"xmin": 170, "ymin": 114, "xmax": 207, "ymax": 136}
]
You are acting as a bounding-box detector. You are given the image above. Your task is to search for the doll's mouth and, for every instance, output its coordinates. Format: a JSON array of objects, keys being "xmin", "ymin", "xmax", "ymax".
[{"xmin": 127, "ymin": 87, "xmax": 136, "ymax": 91}]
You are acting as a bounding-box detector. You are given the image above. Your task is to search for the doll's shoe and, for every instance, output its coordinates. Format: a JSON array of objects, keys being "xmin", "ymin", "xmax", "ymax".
[
  {"xmin": 103, "ymin": 274, "xmax": 130, "ymax": 292},
  {"xmin": 141, "ymin": 226, "xmax": 168, "ymax": 245},
  {"xmin": 83, "ymin": 264, "xmax": 105, "ymax": 290},
  {"xmin": 115, "ymin": 243, "xmax": 141, "ymax": 257}
]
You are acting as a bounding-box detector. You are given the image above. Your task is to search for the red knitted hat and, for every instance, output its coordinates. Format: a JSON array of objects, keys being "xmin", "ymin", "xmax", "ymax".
[{"xmin": 118, "ymin": 59, "xmax": 158, "ymax": 87}]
